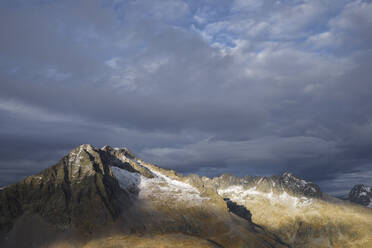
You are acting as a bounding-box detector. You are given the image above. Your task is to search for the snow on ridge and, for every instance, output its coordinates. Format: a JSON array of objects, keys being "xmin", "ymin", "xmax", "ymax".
[
  {"xmin": 135, "ymin": 159, "xmax": 199, "ymax": 191},
  {"xmin": 150, "ymin": 168, "xmax": 197, "ymax": 191},
  {"xmin": 217, "ymin": 185, "xmax": 312, "ymax": 208},
  {"xmin": 138, "ymin": 160, "xmax": 209, "ymax": 203},
  {"xmin": 112, "ymin": 161, "xmax": 209, "ymax": 205}
]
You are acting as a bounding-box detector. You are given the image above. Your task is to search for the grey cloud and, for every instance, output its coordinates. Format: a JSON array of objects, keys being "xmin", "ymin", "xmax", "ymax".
[
  {"xmin": 140, "ymin": 136, "xmax": 339, "ymax": 173},
  {"xmin": 0, "ymin": 0, "xmax": 371, "ymax": 194}
]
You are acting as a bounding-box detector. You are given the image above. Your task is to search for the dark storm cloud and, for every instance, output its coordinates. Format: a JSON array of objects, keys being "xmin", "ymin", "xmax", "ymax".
[{"xmin": 0, "ymin": 0, "xmax": 371, "ymax": 194}]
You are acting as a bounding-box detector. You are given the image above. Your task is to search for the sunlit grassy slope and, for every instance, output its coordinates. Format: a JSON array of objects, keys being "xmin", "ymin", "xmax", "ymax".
[{"xmin": 219, "ymin": 188, "xmax": 372, "ymax": 248}]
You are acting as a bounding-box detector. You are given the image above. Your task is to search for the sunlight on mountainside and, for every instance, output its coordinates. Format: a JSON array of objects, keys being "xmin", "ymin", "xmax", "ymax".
[{"xmin": 218, "ymin": 184, "xmax": 372, "ymax": 247}]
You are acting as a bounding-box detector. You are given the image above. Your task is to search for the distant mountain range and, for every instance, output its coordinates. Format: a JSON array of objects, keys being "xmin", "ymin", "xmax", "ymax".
[{"xmin": 0, "ymin": 144, "xmax": 371, "ymax": 248}]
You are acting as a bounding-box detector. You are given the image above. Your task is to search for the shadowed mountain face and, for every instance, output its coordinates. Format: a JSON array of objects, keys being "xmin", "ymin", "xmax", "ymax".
[
  {"xmin": 0, "ymin": 144, "xmax": 371, "ymax": 248},
  {"xmin": 0, "ymin": 145, "xmax": 131, "ymax": 235}
]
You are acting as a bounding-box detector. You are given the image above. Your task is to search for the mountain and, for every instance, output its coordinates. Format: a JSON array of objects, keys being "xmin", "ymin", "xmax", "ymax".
[
  {"xmin": 211, "ymin": 173, "xmax": 372, "ymax": 247},
  {"xmin": 0, "ymin": 144, "xmax": 371, "ymax": 248},
  {"xmin": 0, "ymin": 145, "xmax": 288, "ymax": 248},
  {"xmin": 348, "ymin": 184, "xmax": 372, "ymax": 208}
]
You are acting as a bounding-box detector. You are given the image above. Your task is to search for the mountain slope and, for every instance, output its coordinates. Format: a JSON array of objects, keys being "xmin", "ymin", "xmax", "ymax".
[
  {"xmin": 211, "ymin": 174, "xmax": 372, "ymax": 247},
  {"xmin": 0, "ymin": 145, "xmax": 288, "ymax": 248}
]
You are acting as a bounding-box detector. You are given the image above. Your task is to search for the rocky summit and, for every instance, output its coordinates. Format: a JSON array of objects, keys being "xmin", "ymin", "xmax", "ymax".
[
  {"xmin": 348, "ymin": 184, "xmax": 372, "ymax": 208},
  {"xmin": 0, "ymin": 144, "xmax": 372, "ymax": 248}
]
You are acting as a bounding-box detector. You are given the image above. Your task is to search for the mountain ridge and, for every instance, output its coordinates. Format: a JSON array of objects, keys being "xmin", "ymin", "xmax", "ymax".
[
  {"xmin": 0, "ymin": 144, "xmax": 289, "ymax": 248},
  {"xmin": 0, "ymin": 144, "xmax": 371, "ymax": 248}
]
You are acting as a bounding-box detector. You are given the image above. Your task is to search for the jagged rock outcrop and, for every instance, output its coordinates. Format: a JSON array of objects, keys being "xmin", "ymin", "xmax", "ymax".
[
  {"xmin": 348, "ymin": 184, "xmax": 372, "ymax": 208},
  {"xmin": 280, "ymin": 172, "xmax": 321, "ymax": 198}
]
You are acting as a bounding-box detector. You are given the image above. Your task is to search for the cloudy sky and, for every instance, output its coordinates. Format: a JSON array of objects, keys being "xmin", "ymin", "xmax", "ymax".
[{"xmin": 1, "ymin": 0, "xmax": 372, "ymax": 195}]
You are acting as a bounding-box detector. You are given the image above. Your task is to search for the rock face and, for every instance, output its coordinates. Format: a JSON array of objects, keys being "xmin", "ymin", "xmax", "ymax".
[
  {"xmin": 0, "ymin": 144, "xmax": 130, "ymax": 235},
  {"xmin": 0, "ymin": 145, "xmax": 289, "ymax": 248},
  {"xmin": 280, "ymin": 172, "xmax": 321, "ymax": 198},
  {"xmin": 348, "ymin": 184, "xmax": 372, "ymax": 208}
]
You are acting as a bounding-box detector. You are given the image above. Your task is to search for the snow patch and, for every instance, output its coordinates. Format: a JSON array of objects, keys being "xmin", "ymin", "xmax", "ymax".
[
  {"xmin": 112, "ymin": 164, "xmax": 209, "ymax": 205},
  {"xmin": 138, "ymin": 162, "xmax": 209, "ymax": 204},
  {"xmin": 217, "ymin": 185, "xmax": 312, "ymax": 208}
]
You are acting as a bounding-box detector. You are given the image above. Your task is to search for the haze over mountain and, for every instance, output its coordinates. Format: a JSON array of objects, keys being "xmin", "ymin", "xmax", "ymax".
[
  {"xmin": 1, "ymin": 0, "xmax": 372, "ymax": 196},
  {"xmin": 1, "ymin": 145, "xmax": 371, "ymax": 248}
]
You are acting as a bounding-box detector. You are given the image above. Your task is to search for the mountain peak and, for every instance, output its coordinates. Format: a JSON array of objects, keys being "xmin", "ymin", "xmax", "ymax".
[
  {"xmin": 100, "ymin": 145, "xmax": 136, "ymax": 159},
  {"xmin": 282, "ymin": 171, "xmax": 293, "ymax": 177},
  {"xmin": 72, "ymin": 143, "xmax": 95, "ymax": 151},
  {"xmin": 349, "ymin": 184, "xmax": 372, "ymax": 208},
  {"xmin": 281, "ymin": 171, "xmax": 305, "ymax": 181},
  {"xmin": 280, "ymin": 171, "xmax": 321, "ymax": 197}
]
